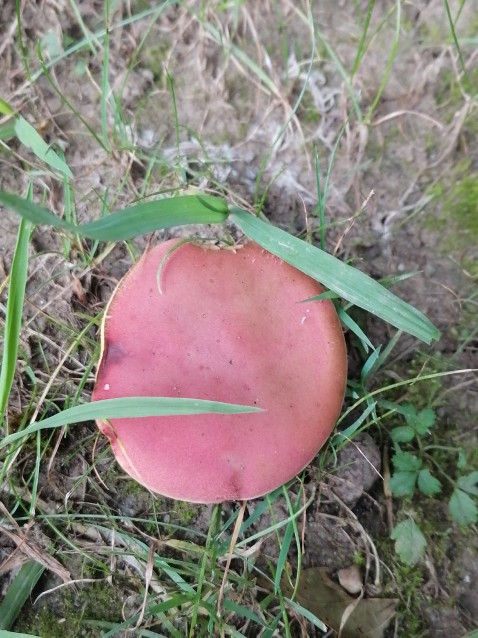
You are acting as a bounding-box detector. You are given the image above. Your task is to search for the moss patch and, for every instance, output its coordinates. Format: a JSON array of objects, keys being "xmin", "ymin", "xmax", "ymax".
[
  {"xmin": 436, "ymin": 169, "xmax": 478, "ymax": 237},
  {"xmin": 427, "ymin": 160, "xmax": 478, "ymax": 276},
  {"xmin": 14, "ymin": 580, "xmax": 126, "ymax": 638}
]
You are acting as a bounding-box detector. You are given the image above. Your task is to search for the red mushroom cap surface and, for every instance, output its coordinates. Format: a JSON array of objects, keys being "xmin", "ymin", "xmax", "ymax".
[{"xmin": 92, "ymin": 240, "xmax": 347, "ymax": 503}]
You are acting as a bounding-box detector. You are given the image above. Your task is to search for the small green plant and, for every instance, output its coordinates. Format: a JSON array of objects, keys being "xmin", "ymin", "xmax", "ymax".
[
  {"xmin": 389, "ymin": 405, "xmax": 442, "ymax": 497},
  {"xmin": 388, "ymin": 403, "xmax": 478, "ymax": 564}
]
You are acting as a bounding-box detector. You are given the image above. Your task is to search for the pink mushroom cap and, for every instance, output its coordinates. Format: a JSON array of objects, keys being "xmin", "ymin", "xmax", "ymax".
[{"xmin": 92, "ymin": 240, "xmax": 347, "ymax": 503}]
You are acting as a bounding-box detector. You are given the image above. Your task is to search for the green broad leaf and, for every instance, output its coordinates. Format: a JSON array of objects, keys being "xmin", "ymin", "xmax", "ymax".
[
  {"xmin": 391, "ymin": 519, "xmax": 427, "ymax": 565},
  {"xmin": 417, "ymin": 468, "xmax": 442, "ymax": 496},
  {"xmin": 449, "ymin": 489, "xmax": 478, "ymax": 526},
  {"xmin": 412, "ymin": 408, "xmax": 436, "ymax": 435},
  {"xmin": 389, "ymin": 471, "xmax": 418, "ymax": 497},
  {"xmin": 230, "ymin": 207, "xmax": 440, "ymax": 344},
  {"xmin": 392, "ymin": 452, "xmax": 422, "ymax": 472},
  {"xmin": 0, "ymin": 397, "xmax": 262, "ymax": 450},
  {"xmin": 390, "ymin": 425, "xmax": 415, "ymax": 443},
  {"xmin": 0, "ymin": 561, "xmax": 44, "ymax": 630},
  {"xmin": 13, "ymin": 116, "xmax": 73, "ymax": 179},
  {"xmin": 457, "ymin": 471, "xmax": 478, "ymax": 496},
  {"xmin": 0, "ymin": 192, "xmax": 229, "ymax": 242}
]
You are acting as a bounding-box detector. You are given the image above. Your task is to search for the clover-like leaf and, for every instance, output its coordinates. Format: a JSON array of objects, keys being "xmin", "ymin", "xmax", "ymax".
[
  {"xmin": 413, "ymin": 408, "xmax": 436, "ymax": 435},
  {"xmin": 449, "ymin": 489, "xmax": 478, "ymax": 526},
  {"xmin": 391, "ymin": 519, "xmax": 427, "ymax": 566},
  {"xmin": 417, "ymin": 468, "xmax": 442, "ymax": 496},
  {"xmin": 457, "ymin": 472, "xmax": 478, "ymax": 496},
  {"xmin": 389, "ymin": 471, "xmax": 418, "ymax": 497},
  {"xmin": 390, "ymin": 425, "xmax": 415, "ymax": 444},
  {"xmin": 399, "ymin": 403, "xmax": 416, "ymax": 422},
  {"xmin": 392, "ymin": 452, "xmax": 422, "ymax": 472}
]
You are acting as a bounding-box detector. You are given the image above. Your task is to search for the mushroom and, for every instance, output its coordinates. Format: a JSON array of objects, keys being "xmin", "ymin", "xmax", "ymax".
[{"xmin": 92, "ymin": 240, "xmax": 347, "ymax": 503}]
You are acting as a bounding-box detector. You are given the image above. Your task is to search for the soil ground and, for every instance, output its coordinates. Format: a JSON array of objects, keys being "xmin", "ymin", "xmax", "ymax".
[{"xmin": 0, "ymin": 1, "xmax": 477, "ymax": 637}]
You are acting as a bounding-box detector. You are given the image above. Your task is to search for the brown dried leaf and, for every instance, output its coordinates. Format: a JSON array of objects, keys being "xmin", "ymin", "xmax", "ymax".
[
  {"xmin": 286, "ymin": 567, "xmax": 397, "ymax": 638},
  {"xmin": 0, "ymin": 504, "xmax": 70, "ymax": 583},
  {"xmin": 0, "ymin": 548, "xmax": 28, "ymax": 576},
  {"xmin": 72, "ymin": 275, "xmax": 88, "ymax": 304},
  {"xmin": 0, "ymin": 524, "xmax": 71, "ymax": 583}
]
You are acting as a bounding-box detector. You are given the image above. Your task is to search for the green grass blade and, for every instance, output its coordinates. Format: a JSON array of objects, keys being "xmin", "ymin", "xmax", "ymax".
[
  {"xmin": 166, "ymin": 69, "xmax": 181, "ymax": 156},
  {"xmin": 236, "ymin": 490, "xmax": 315, "ymax": 549},
  {"xmin": 365, "ymin": 1, "xmax": 400, "ymax": 122},
  {"xmin": 200, "ymin": 20, "xmax": 278, "ymax": 97},
  {"xmin": 443, "ymin": 0, "xmax": 466, "ymax": 75},
  {"xmin": 351, "ymin": 0, "xmax": 376, "ymax": 78},
  {"xmin": 230, "ymin": 207, "xmax": 440, "ymax": 344},
  {"xmin": 274, "ymin": 513, "xmax": 295, "ymax": 594},
  {"xmin": 331, "ymin": 402, "xmax": 377, "ymax": 448},
  {"xmin": 29, "ymin": 2, "xmax": 177, "ymax": 85},
  {"xmin": 314, "ymin": 32, "xmax": 362, "ymax": 123},
  {"xmin": 13, "ymin": 116, "xmax": 73, "ymax": 179},
  {"xmin": 337, "ymin": 307, "xmax": 374, "ymax": 353},
  {"xmin": 35, "ymin": 43, "xmax": 108, "ymax": 152},
  {"xmin": 284, "ymin": 599, "xmax": 327, "ymax": 631},
  {"xmin": 97, "ymin": 593, "xmax": 193, "ymax": 638},
  {"xmin": 0, "ymin": 397, "xmax": 262, "ymax": 450},
  {"xmin": 0, "ymin": 121, "xmax": 16, "ymax": 142},
  {"xmin": 189, "ymin": 504, "xmax": 221, "ymax": 637},
  {"xmin": 222, "ymin": 599, "xmax": 267, "ymax": 627},
  {"xmin": 100, "ymin": 0, "xmax": 112, "ymax": 151},
  {"xmin": 15, "ymin": 0, "xmax": 31, "ymax": 82},
  {"xmin": 313, "ymin": 121, "xmax": 347, "ymax": 252},
  {"xmin": 0, "ymin": 192, "xmax": 228, "ymax": 241},
  {"xmin": 67, "ymin": 0, "xmax": 98, "ymax": 54},
  {"xmin": 0, "ymin": 561, "xmax": 44, "ymax": 630},
  {"xmin": 0, "ymin": 99, "xmax": 15, "ymax": 115},
  {"xmin": 0, "ymin": 632, "xmax": 41, "ymax": 638},
  {"xmin": 253, "ymin": 6, "xmax": 315, "ymax": 201},
  {"xmin": 0, "ymin": 218, "xmax": 30, "ymax": 420}
]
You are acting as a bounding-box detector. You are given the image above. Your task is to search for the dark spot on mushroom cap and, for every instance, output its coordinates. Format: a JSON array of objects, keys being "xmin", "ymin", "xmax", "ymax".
[
  {"xmin": 96, "ymin": 341, "xmax": 127, "ymax": 382},
  {"xmin": 228, "ymin": 469, "xmax": 243, "ymax": 501},
  {"xmin": 105, "ymin": 341, "xmax": 127, "ymax": 366}
]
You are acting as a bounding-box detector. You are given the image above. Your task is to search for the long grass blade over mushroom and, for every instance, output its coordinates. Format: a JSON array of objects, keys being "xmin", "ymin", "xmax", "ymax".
[
  {"xmin": 0, "ymin": 397, "xmax": 262, "ymax": 450},
  {"xmin": 230, "ymin": 206, "xmax": 440, "ymax": 345},
  {"xmin": 0, "ymin": 191, "xmax": 228, "ymax": 241},
  {"xmin": 0, "ymin": 191, "xmax": 440, "ymax": 345}
]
